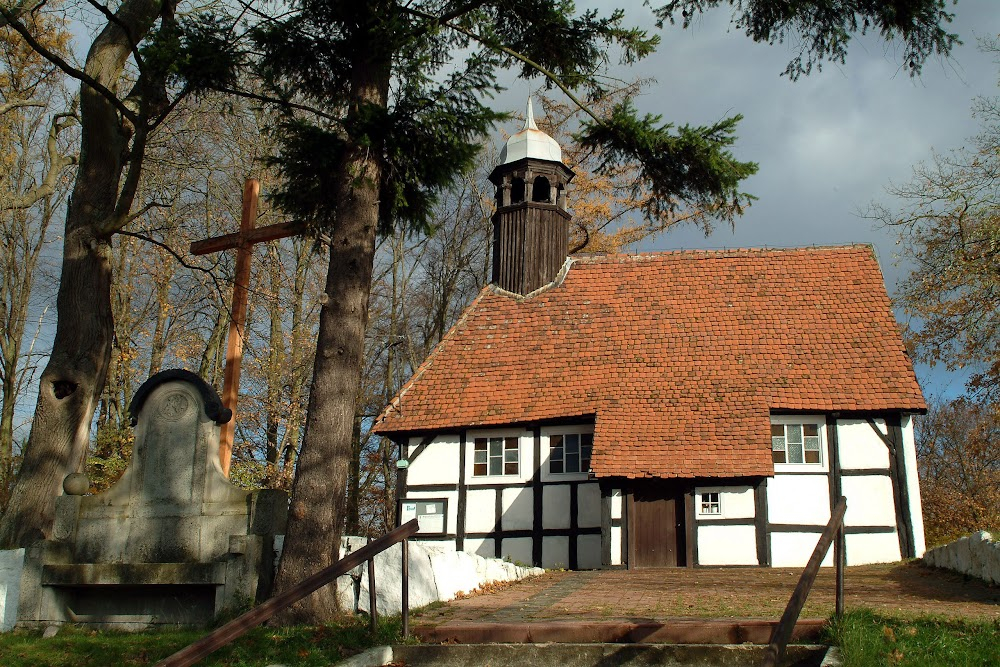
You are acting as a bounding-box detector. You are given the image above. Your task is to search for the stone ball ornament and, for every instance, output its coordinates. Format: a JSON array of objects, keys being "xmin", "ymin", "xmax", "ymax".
[{"xmin": 63, "ymin": 472, "xmax": 91, "ymax": 496}]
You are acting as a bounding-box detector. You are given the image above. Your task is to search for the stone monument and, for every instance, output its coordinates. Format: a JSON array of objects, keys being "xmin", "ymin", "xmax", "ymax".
[{"xmin": 17, "ymin": 369, "xmax": 286, "ymax": 628}]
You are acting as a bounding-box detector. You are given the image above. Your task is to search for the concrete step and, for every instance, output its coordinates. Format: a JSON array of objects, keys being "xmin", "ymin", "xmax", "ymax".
[
  {"xmin": 341, "ymin": 643, "xmax": 840, "ymax": 667},
  {"xmin": 413, "ymin": 618, "xmax": 827, "ymax": 645}
]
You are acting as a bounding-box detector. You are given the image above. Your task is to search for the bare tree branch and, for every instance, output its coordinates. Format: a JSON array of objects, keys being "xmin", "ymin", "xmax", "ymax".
[
  {"xmin": 0, "ymin": 99, "xmax": 45, "ymax": 115},
  {"xmin": 0, "ymin": 5, "xmax": 139, "ymax": 124}
]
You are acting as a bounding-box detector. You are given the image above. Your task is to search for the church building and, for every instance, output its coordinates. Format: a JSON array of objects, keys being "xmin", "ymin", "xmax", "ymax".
[{"xmin": 373, "ymin": 102, "xmax": 927, "ymax": 569}]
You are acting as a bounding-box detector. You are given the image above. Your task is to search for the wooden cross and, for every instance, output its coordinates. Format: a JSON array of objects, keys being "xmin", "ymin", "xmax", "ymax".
[{"xmin": 190, "ymin": 179, "xmax": 305, "ymax": 477}]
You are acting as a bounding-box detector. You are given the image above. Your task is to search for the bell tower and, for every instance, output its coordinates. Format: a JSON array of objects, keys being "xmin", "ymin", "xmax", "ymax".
[{"xmin": 489, "ymin": 99, "xmax": 575, "ymax": 295}]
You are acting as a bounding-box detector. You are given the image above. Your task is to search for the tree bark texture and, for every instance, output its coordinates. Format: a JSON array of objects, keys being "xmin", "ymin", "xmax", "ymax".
[
  {"xmin": 272, "ymin": 55, "xmax": 390, "ymax": 623},
  {"xmin": 0, "ymin": 0, "xmax": 163, "ymax": 548}
]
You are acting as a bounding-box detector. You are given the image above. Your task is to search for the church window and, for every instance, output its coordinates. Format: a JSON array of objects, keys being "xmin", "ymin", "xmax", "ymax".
[
  {"xmin": 474, "ymin": 437, "xmax": 519, "ymax": 476},
  {"xmin": 549, "ymin": 433, "xmax": 592, "ymax": 474},
  {"xmin": 771, "ymin": 422, "xmax": 822, "ymax": 464},
  {"xmin": 510, "ymin": 178, "xmax": 525, "ymax": 203},
  {"xmin": 531, "ymin": 176, "xmax": 551, "ymax": 202}
]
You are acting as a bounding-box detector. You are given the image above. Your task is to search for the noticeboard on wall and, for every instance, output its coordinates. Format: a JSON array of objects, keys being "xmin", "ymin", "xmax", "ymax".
[{"xmin": 399, "ymin": 498, "xmax": 448, "ymax": 536}]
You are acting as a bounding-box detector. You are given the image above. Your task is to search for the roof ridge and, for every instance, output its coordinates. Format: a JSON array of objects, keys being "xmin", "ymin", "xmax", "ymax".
[{"xmin": 570, "ymin": 244, "xmax": 874, "ymax": 263}]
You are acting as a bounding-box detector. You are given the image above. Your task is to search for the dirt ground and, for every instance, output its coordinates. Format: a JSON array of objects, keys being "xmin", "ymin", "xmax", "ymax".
[{"xmin": 412, "ymin": 562, "xmax": 1000, "ymax": 626}]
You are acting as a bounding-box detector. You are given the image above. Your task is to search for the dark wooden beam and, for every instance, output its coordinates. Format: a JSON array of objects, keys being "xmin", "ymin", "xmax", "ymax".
[{"xmin": 189, "ymin": 220, "xmax": 307, "ymax": 256}]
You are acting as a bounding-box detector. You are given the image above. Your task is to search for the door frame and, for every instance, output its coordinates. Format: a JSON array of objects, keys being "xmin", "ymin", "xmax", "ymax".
[{"xmin": 625, "ymin": 479, "xmax": 695, "ymax": 568}]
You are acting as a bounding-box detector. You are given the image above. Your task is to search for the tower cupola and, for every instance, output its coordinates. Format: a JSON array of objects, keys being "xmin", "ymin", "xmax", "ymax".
[{"xmin": 489, "ymin": 99, "xmax": 575, "ymax": 295}]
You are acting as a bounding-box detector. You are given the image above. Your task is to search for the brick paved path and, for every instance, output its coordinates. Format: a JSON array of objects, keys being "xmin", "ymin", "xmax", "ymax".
[{"xmin": 413, "ymin": 562, "xmax": 1000, "ymax": 628}]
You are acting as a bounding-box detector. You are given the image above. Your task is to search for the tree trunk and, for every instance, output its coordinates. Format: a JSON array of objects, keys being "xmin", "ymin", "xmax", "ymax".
[
  {"xmin": 271, "ymin": 54, "xmax": 390, "ymax": 623},
  {"xmin": 0, "ymin": 0, "xmax": 163, "ymax": 548}
]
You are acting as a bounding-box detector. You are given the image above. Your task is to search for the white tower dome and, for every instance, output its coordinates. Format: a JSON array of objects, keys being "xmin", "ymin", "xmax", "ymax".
[{"xmin": 499, "ymin": 98, "xmax": 563, "ymax": 164}]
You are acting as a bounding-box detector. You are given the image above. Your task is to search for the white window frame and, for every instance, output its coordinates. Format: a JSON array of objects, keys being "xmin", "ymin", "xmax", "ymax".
[
  {"xmin": 770, "ymin": 415, "xmax": 828, "ymax": 472},
  {"xmin": 698, "ymin": 491, "xmax": 721, "ymax": 516}
]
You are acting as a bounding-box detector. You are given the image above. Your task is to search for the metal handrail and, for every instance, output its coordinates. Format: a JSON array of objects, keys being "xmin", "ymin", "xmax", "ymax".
[
  {"xmin": 761, "ymin": 497, "xmax": 846, "ymax": 667},
  {"xmin": 156, "ymin": 518, "xmax": 420, "ymax": 667}
]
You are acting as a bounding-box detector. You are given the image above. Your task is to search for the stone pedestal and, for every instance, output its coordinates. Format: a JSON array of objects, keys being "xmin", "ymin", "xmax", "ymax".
[{"xmin": 17, "ymin": 369, "xmax": 286, "ymax": 629}]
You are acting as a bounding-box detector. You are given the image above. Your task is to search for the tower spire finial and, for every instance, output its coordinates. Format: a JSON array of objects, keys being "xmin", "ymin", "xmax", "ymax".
[{"xmin": 525, "ymin": 97, "xmax": 538, "ymax": 130}]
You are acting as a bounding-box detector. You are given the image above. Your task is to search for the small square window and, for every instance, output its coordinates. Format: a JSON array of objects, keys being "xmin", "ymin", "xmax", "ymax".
[{"xmin": 699, "ymin": 492, "xmax": 721, "ymax": 515}]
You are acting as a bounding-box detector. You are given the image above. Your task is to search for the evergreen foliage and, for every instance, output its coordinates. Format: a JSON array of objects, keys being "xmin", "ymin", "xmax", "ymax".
[
  {"xmin": 248, "ymin": 2, "xmax": 755, "ymax": 238},
  {"xmin": 657, "ymin": 0, "xmax": 960, "ymax": 79}
]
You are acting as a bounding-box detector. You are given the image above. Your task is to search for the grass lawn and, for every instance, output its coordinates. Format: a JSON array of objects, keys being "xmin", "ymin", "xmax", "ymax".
[
  {"xmin": 826, "ymin": 609, "xmax": 1000, "ymax": 667},
  {"xmin": 0, "ymin": 615, "xmax": 402, "ymax": 667},
  {"xmin": 2, "ymin": 608, "xmax": 998, "ymax": 666}
]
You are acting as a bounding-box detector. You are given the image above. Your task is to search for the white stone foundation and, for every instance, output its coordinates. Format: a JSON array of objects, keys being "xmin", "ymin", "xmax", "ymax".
[
  {"xmin": 333, "ymin": 536, "xmax": 542, "ymax": 614},
  {"xmin": 0, "ymin": 549, "xmax": 25, "ymax": 631},
  {"xmin": 922, "ymin": 531, "xmax": 1000, "ymax": 585}
]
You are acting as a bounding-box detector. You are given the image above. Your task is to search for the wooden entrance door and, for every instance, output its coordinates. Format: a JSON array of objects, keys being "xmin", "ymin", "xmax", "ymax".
[{"xmin": 630, "ymin": 482, "xmax": 687, "ymax": 567}]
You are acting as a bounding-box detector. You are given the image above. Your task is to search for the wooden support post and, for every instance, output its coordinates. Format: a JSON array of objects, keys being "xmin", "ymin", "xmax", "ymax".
[
  {"xmin": 836, "ymin": 526, "xmax": 845, "ymax": 618},
  {"xmin": 402, "ymin": 537, "xmax": 410, "ymax": 638},
  {"xmin": 367, "ymin": 545, "xmax": 377, "ymax": 634}
]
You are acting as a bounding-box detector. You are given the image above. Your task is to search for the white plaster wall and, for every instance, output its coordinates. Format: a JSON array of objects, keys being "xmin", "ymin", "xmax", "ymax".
[
  {"xmin": 543, "ymin": 536, "xmax": 569, "ymax": 568},
  {"xmin": 0, "ymin": 548, "xmax": 24, "ymax": 632},
  {"xmin": 836, "ymin": 420, "xmax": 891, "ymax": 469},
  {"xmin": 500, "ymin": 537, "xmax": 533, "ymax": 565},
  {"xmin": 578, "ymin": 483, "xmax": 601, "ymax": 528},
  {"xmin": 841, "ymin": 476, "xmax": 897, "ymax": 527},
  {"xmin": 465, "ymin": 489, "xmax": 497, "ymax": 533},
  {"xmin": 845, "ymin": 533, "xmax": 902, "ymax": 565},
  {"xmin": 767, "ymin": 475, "xmax": 830, "ymax": 525},
  {"xmin": 770, "ymin": 532, "xmax": 834, "ymax": 568},
  {"xmin": 901, "ymin": 415, "xmax": 926, "ymax": 556},
  {"xmin": 465, "ymin": 429, "xmax": 533, "ymax": 485},
  {"xmin": 610, "ymin": 489, "xmax": 623, "ymax": 519},
  {"xmin": 464, "ymin": 537, "xmax": 495, "ymax": 559},
  {"xmin": 407, "ymin": 434, "xmax": 459, "ymax": 485},
  {"xmin": 697, "ymin": 525, "xmax": 757, "ymax": 565},
  {"xmin": 610, "ymin": 526, "xmax": 622, "ymax": 566},
  {"xmin": 609, "ymin": 488, "xmax": 623, "ymax": 566},
  {"xmin": 407, "ymin": 489, "xmax": 458, "ymax": 536},
  {"xmin": 578, "ymin": 534, "xmax": 603, "ymax": 569},
  {"xmin": 542, "ymin": 485, "xmax": 571, "ymax": 529},
  {"xmin": 501, "ymin": 486, "xmax": 533, "ymax": 530},
  {"xmin": 696, "ymin": 485, "xmax": 755, "ymax": 520}
]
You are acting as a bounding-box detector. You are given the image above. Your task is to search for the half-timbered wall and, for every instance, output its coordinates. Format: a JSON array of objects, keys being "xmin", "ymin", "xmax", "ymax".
[
  {"xmin": 400, "ymin": 413, "xmax": 923, "ymax": 569},
  {"xmin": 402, "ymin": 424, "xmax": 602, "ymax": 569}
]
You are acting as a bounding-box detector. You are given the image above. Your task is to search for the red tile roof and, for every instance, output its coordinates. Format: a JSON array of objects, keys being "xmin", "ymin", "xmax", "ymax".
[{"xmin": 374, "ymin": 246, "xmax": 926, "ymax": 479}]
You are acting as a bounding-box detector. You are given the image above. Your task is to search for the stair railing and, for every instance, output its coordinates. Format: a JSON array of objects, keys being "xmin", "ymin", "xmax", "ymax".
[
  {"xmin": 156, "ymin": 518, "xmax": 420, "ymax": 667},
  {"xmin": 761, "ymin": 496, "xmax": 846, "ymax": 667}
]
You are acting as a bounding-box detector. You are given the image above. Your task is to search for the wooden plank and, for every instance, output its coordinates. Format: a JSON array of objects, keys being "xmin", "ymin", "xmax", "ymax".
[
  {"xmin": 189, "ymin": 220, "xmax": 307, "ymax": 256},
  {"xmin": 762, "ymin": 497, "xmax": 847, "ymax": 667},
  {"xmin": 156, "ymin": 519, "xmax": 419, "ymax": 667}
]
